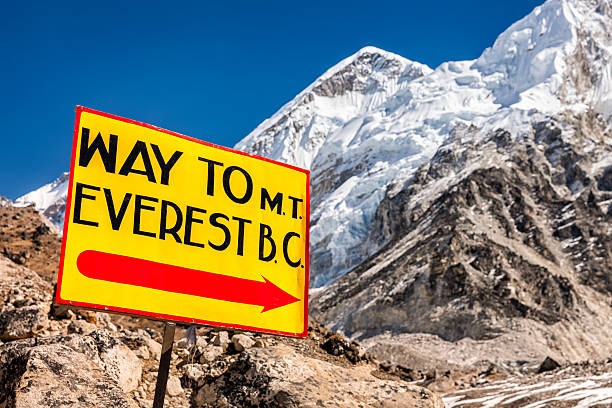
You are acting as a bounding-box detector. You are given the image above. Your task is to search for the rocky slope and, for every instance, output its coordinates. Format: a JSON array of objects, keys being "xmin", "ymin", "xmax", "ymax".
[
  {"xmin": 273, "ymin": 0, "xmax": 612, "ymax": 372},
  {"xmin": 0, "ymin": 202, "xmax": 444, "ymax": 407},
  {"xmin": 310, "ymin": 110, "xmax": 612, "ymax": 366},
  {"xmin": 0, "ymin": 201, "xmax": 609, "ymax": 407},
  {"xmin": 0, "ymin": 201, "xmax": 60, "ymax": 282}
]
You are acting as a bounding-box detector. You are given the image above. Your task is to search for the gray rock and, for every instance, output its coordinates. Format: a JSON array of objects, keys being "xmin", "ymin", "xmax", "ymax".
[
  {"xmin": 231, "ymin": 333, "xmax": 255, "ymax": 352},
  {"xmin": 166, "ymin": 375, "xmax": 183, "ymax": 396},
  {"xmin": 196, "ymin": 336, "xmax": 208, "ymax": 348},
  {"xmin": 0, "ymin": 339, "xmax": 137, "ymax": 407},
  {"xmin": 0, "ymin": 257, "xmax": 52, "ymax": 341},
  {"xmin": 194, "ymin": 344, "xmax": 444, "ymax": 408},
  {"xmin": 88, "ymin": 329, "xmax": 143, "ymax": 392},
  {"xmin": 212, "ymin": 331, "xmax": 229, "ymax": 347},
  {"xmin": 68, "ymin": 319, "xmax": 97, "ymax": 335},
  {"xmin": 199, "ymin": 346, "xmax": 223, "ymax": 363},
  {"xmin": 183, "ymin": 363, "xmax": 206, "ymax": 383}
]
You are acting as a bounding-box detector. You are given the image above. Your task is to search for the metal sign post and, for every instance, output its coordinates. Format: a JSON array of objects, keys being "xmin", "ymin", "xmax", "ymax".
[{"xmin": 153, "ymin": 322, "xmax": 176, "ymax": 408}]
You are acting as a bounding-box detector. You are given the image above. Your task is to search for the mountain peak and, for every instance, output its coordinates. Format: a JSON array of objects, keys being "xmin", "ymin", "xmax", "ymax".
[
  {"xmin": 474, "ymin": 0, "xmax": 612, "ymax": 111},
  {"xmin": 355, "ymin": 45, "xmax": 395, "ymax": 55},
  {"xmin": 234, "ymin": 46, "xmax": 431, "ymax": 170},
  {"xmin": 309, "ymin": 47, "xmax": 431, "ymax": 100},
  {"xmin": 314, "ymin": 46, "xmax": 431, "ymax": 91}
]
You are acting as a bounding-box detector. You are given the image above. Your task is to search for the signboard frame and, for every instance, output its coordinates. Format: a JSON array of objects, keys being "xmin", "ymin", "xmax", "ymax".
[{"xmin": 55, "ymin": 106, "xmax": 310, "ymax": 337}]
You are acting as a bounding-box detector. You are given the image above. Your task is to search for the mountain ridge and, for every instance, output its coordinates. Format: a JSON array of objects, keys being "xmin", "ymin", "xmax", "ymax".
[
  {"xmin": 7, "ymin": 1, "xmax": 612, "ymax": 406},
  {"xmin": 16, "ymin": 0, "xmax": 612, "ymax": 288}
]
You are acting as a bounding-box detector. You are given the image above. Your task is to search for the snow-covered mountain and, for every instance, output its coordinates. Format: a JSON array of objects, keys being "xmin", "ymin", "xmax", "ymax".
[
  {"xmin": 16, "ymin": 172, "xmax": 69, "ymax": 227},
  {"xmin": 240, "ymin": 0, "xmax": 612, "ymax": 286},
  {"xmin": 18, "ymin": 0, "xmax": 612, "ymax": 291},
  {"xmin": 235, "ymin": 47, "xmax": 436, "ymax": 286},
  {"xmin": 307, "ymin": 0, "xmax": 612, "ymax": 368}
]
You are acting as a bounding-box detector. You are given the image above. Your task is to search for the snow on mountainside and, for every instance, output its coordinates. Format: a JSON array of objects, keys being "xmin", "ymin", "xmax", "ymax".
[
  {"xmin": 17, "ymin": 0, "xmax": 612, "ymax": 289},
  {"xmin": 235, "ymin": 47, "xmax": 435, "ymax": 286},
  {"xmin": 16, "ymin": 172, "xmax": 69, "ymax": 227},
  {"xmin": 234, "ymin": 46, "xmax": 432, "ymax": 169},
  {"xmin": 308, "ymin": 0, "xmax": 612, "ymax": 375},
  {"xmin": 237, "ymin": 0, "xmax": 612, "ymax": 286}
]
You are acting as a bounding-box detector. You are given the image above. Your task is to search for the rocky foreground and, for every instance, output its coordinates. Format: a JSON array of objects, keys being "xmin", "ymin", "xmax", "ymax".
[
  {"xmin": 0, "ymin": 202, "xmax": 444, "ymax": 408},
  {"xmin": 1, "ymin": 198, "xmax": 611, "ymax": 407}
]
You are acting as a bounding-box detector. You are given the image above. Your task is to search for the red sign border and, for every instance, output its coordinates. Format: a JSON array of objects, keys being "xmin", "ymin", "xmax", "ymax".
[{"xmin": 55, "ymin": 106, "xmax": 310, "ymax": 338}]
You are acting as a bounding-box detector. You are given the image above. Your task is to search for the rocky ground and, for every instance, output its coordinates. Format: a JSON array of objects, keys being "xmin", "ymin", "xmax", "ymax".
[
  {"xmin": 0, "ymin": 202, "xmax": 444, "ymax": 408},
  {"xmin": 0, "ymin": 200, "xmax": 61, "ymax": 282},
  {"xmin": 442, "ymin": 359, "xmax": 612, "ymax": 407},
  {"xmin": 0, "ymin": 202, "xmax": 610, "ymax": 408}
]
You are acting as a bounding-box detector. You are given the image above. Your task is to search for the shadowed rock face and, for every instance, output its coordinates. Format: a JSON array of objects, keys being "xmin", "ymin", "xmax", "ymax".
[{"xmin": 311, "ymin": 111, "xmax": 612, "ymax": 364}]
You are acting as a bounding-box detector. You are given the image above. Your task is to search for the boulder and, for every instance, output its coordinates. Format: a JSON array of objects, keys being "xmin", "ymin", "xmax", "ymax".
[
  {"xmin": 230, "ymin": 333, "xmax": 255, "ymax": 352},
  {"xmin": 212, "ymin": 331, "xmax": 229, "ymax": 347},
  {"xmin": 12, "ymin": 329, "xmax": 144, "ymax": 394},
  {"xmin": 0, "ymin": 304, "xmax": 49, "ymax": 340},
  {"xmin": 87, "ymin": 330, "xmax": 143, "ymax": 392},
  {"xmin": 0, "ymin": 340, "xmax": 136, "ymax": 407},
  {"xmin": 166, "ymin": 375, "xmax": 183, "ymax": 397}
]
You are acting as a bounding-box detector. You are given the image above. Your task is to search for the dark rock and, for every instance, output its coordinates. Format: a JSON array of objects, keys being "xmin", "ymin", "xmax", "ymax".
[
  {"xmin": 320, "ymin": 334, "xmax": 363, "ymax": 363},
  {"xmin": 538, "ymin": 356, "xmax": 561, "ymax": 373},
  {"xmin": 0, "ymin": 304, "xmax": 49, "ymax": 340}
]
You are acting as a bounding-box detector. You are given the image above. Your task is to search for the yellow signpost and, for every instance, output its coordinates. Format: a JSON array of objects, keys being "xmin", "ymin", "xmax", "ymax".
[{"xmin": 56, "ymin": 106, "xmax": 310, "ymax": 337}]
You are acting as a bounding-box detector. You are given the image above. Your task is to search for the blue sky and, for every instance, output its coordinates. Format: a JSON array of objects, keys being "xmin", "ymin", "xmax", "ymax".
[{"xmin": 1, "ymin": 0, "xmax": 542, "ymax": 199}]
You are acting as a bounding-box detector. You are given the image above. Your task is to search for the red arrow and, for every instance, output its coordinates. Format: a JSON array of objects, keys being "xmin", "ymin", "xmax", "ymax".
[{"xmin": 76, "ymin": 250, "xmax": 300, "ymax": 312}]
